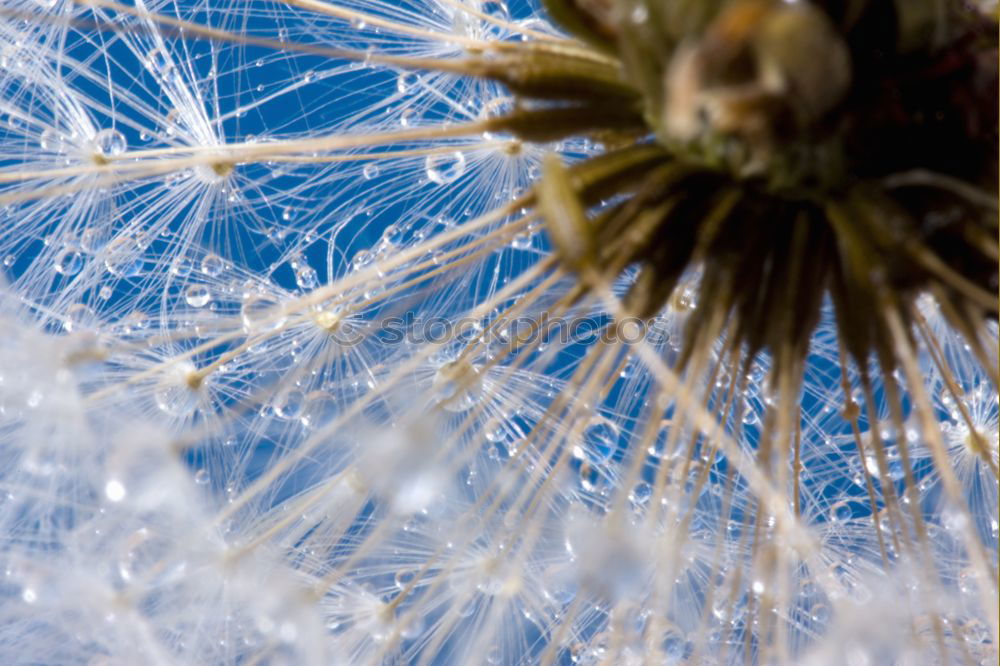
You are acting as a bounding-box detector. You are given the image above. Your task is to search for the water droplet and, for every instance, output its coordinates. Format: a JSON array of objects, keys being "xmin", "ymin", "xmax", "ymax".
[
  {"xmin": 629, "ymin": 481, "xmax": 652, "ymax": 508},
  {"xmin": 381, "ymin": 224, "xmax": 404, "ymax": 246},
  {"xmin": 425, "ymin": 151, "xmax": 466, "ymax": 185},
  {"xmin": 146, "ymin": 47, "xmax": 174, "ymax": 77},
  {"xmin": 888, "ymin": 459, "xmax": 905, "ymax": 481},
  {"xmin": 394, "ymin": 568, "xmax": 416, "ymax": 589},
  {"xmin": 39, "ymin": 128, "xmax": 68, "ymax": 153},
  {"xmin": 830, "ymin": 500, "xmax": 851, "ymax": 522},
  {"xmin": 578, "ymin": 461, "xmax": 608, "ymax": 493},
  {"xmin": 93, "ymin": 128, "xmax": 126, "ymax": 158},
  {"xmin": 295, "ymin": 264, "xmax": 318, "ymax": 290},
  {"xmin": 364, "ymin": 283, "xmax": 385, "ymax": 300},
  {"xmin": 184, "ymin": 284, "xmax": 211, "ymax": 307},
  {"xmin": 809, "ymin": 602, "xmax": 830, "ymax": 623},
  {"xmin": 103, "ymin": 237, "xmax": 143, "ymax": 278},
  {"xmin": 241, "ymin": 293, "xmax": 287, "ymax": 331},
  {"xmin": 54, "ymin": 248, "xmax": 84, "ymax": 276},
  {"xmin": 648, "ymin": 423, "xmax": 672, "ymax": 459},
  {"xmin": 200, "ymin": 253, "xmax": 224, "ymax": 277},
  {"xmin": 170, "ymin": 256, "xmax": 193, "ymax": 277},
  {"xmin": 363, "ymin": 163, "xmax": 379, "ymax": 179},
  {"xmin": 432, "ymin": 359, "xmax": 482, "ymax": 412},
  {"xmin": 397, "ymin": 71, "xmax": 418, "ymax": 93},
  {"xmin": 80, "ymin": 227, "xmax": 104, "ymax": 253},
  {"xmin": 510, "ymin": 231, "xmax": 533, "ymax": 250},
  {"xmin": 105, "ymin": 479, "xmax": 126, "ymax": 502},
  {"xmin": 352, "ymin": 249, "xmax": 373, "ymax": 271},
  {"xmin": 302, "ymin": 390, "xmax": 340, "ymax": 429},
  {"xmin": 486, "ymin": 440, "xmax": 509, "ymax": 461},
  {"xmin": 274, "ymin": 389, "xmax": 305, "ymax": 419},
  {"xmin": 581, "ymin": 418, "xmax": 618, "ymax": 463},
  {"xmin": 660, "ymin": 628, "xmax": 686, "ymax": 663},
  {"xmin": 484, "ymin": 418, "xmax": 506, "ymax": 443},
  {"xmin": 671, "ymin": 284, "xmax": 698, "ymax": 311}
]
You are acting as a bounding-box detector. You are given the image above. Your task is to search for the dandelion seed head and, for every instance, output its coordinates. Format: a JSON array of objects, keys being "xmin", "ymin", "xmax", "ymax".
[{"xmin": 0, "ymin": 0, "xmax": 995, "ymax": 663}]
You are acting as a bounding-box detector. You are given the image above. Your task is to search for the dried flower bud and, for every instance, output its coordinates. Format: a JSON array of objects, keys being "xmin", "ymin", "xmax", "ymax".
[{"xmin": 661, "ymin": 0, "xmax": 850, "ymax": 176}]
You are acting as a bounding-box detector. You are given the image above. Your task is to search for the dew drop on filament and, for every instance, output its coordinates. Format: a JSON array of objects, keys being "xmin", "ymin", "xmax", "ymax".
[
  {"xmin": 581, "ymin": 417, "xmax": 618, "ymax": 464},
  {"xmin": 103, "ymin": 238, "xmax": 143, "ymax": 278},
  {"xmin": 92, "ymin": 128, "xmax": 126, "ymax": 158},
  {"xmin": 295, "ymin": 265, "xmax": 318, "ymax": 290},
  {"xmin": 397, "ymin": 71, "xmax": 418, "ymax": 93},
  {"xmin": 146, "ymin": 47, "xmax": 175, "ymax": 77},
  {"xmin": 54, "ymin": 248, "xmax": 84, "ymax": 276},
  {"xmin": 241, "ymin": 293, "xmax": 287, "ymax": 332},
  {"xmin": 425, "ymin": 151, "xmax": 466, "ymax": 185},
  {"xmin": 200, "ymin": 253, "xmax": 224, "ymax": 277},
  {"xmin": 39, "ymin": 128, "xmax": 69, "ymax": 153},
  {"xmin": 184, "ymin": 284, "xmax": 211, "ymax": 308},
  {"xmin": 432, "ymin": 359, "xmax": 483, "ymax": 412},
  {"xmin": 510, "ymin": 232, "xmax": 533, "ymax": 250}
]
